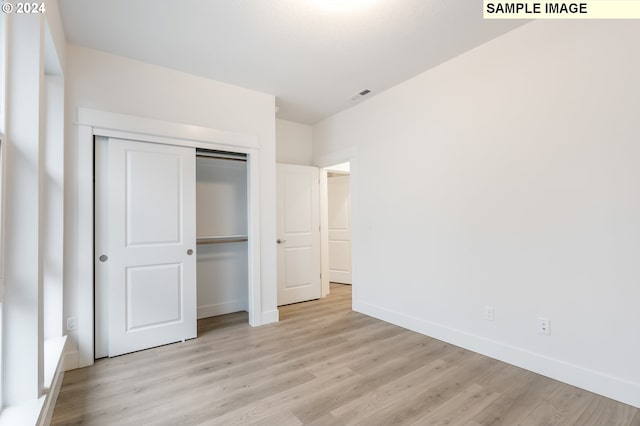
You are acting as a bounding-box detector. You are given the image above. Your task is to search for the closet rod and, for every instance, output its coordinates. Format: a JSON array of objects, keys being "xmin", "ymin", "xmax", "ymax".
[
  {"xmin": 196, "ymin": 154, "xmax": 246, "ymax": 162},
  {"xmin": 196, "ymin": 151, "xmax": 247, "ymax": 162},
  {"xmin": 197, "ymin": 236, "xmax": 248, "ymax": 245}
]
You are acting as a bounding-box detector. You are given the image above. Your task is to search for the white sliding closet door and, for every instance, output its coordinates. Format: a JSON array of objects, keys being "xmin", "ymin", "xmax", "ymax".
[{"xmin": 99, "ymin": 138, "xmax": 197, "ymax": 357}]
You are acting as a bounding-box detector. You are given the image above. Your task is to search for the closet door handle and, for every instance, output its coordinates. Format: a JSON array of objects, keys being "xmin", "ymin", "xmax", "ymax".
[
  {"xmin": 187, "ymin": 249, "xmax": 194, "ymax": 255},
  {"xmin": 277, "ymin": 239, "xmax": 287, "ymax": 244}
]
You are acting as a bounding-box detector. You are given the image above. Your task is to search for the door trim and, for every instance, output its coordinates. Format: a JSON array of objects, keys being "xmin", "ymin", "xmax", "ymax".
[{"xmin": 76, "ymin": 108, "xmax": 264, "ymax": 368}]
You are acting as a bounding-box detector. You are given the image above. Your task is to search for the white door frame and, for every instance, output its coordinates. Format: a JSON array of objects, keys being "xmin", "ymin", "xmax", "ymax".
[
  {"xmin": 316, "ymin": 149, "xmax": 357, "ymax": 301},
  {"xmin": 75, "ymin": 108, "xmax": 263, "ymax": 367}
]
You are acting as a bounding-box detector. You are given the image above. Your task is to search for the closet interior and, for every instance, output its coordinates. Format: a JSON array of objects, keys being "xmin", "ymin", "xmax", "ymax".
[{"xmin": 196, "ymin": 149, "xmax": 249, "ymax": 320}]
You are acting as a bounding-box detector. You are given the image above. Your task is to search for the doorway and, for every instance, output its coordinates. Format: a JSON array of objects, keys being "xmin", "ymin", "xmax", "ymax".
[{"xmin": 321, "ymin": 161, "xmax": 352, "ymax": 299}]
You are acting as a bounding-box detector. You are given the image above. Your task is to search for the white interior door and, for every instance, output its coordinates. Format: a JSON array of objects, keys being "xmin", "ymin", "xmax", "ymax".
[
  {"xmin": 100, "ymin": 138, "xmax": 197, "ymax": 357},
  {"xmin": 328, "ymin": 174, "xmax": 352, "ymax": 284},
  {"xmin": 277, "ymin": 164, "xmax": 321, "ymax": 305}
]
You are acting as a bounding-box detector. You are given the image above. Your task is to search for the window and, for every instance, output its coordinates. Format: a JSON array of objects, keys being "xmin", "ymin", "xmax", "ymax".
[
  {"xmin": 0, "ymin": 0, "xmax": 7, "ymax": 302},
  {"xmin": 0, "ymin": 14, "xmax": 66, "ymax": 418}
]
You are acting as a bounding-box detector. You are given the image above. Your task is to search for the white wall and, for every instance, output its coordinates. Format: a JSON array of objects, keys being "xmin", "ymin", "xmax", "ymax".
[
  {"xmin": 313, "ymin": 20, "xmax": 640, "ymax": 408},
  {"xmin": 64, "ymin": 45, "xmax": 277, "ymax": 368},
  {"xmin": 276, "ymin": 119, "xmax": 313, "ymax": 165}
]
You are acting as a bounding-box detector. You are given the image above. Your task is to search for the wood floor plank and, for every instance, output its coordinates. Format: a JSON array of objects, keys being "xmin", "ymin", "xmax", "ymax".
[
  {"xmin": 408, "ymin": 383, "xmax": 502, "ymax": 426},
  {"xmin": 352, "ymin": 354, "xmax": 507, "ymax": 425},
  {"xmin": 52, "ymin": 283, "xmax": 640, "ymax": 426},
  {"xmin": 467, "ymin": 368, "xmax": 552, "ymax": 425},
  {"xmin": 292, "ymin": 349, "xmax": 443, "ymax": 424},
  {"xmin": 516, "ymin": 384, "xmax": 596, "ymax": 426},
  {"xmin": 194, "ymin": 367, "xmax": 359, "ymax": 426},
  {"xmin": 575, "ymin": 395, "xmax": 640, "ymax": 426},
  {"xmin": 55, "ymin": 367, "xmax": 315, "ymax": 425},
  {"xmin": 330, "ymin": 359, "xmax": 450, "ymax": 425}
]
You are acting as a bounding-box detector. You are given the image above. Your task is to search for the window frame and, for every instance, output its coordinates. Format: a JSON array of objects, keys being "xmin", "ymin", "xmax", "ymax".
[
  {"xmin": 0, "ymin": 10, "xmax": 8, "ymax": 412},
  {"xmin": 0, "ymin": 0, "xmax": 7, "ymax": 303}
]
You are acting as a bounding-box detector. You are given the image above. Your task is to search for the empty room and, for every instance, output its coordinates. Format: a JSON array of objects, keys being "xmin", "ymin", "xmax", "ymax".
[{"xmin": 0, "ymin": 0, "xmax": 639, "ymax": 425}]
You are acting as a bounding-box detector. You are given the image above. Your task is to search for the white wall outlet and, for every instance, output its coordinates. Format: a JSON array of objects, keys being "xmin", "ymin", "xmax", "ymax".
[
  {"xmin": 538, "ymin": 317, "xmax": 550, "ymax": 335},
  {"xmin": 484, "ymin": 305, "xmax": 495, "ymax": 321},
  {"xmin": 66, "ymin": 317, "xmax": 78, "ymax": 332}
]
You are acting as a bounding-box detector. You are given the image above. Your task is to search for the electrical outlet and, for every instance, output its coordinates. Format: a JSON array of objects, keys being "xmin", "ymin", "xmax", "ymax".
[
  {"xmin": 66, "ymin": 317, "xmax": 78, "ymax": 332},
  {"xmin": 538, "ymin": 317, "xmax": 550, "ymax": 335},
  {"xmin": 484, "ymin": 305, "xmax": 495, "ymax": 321}
]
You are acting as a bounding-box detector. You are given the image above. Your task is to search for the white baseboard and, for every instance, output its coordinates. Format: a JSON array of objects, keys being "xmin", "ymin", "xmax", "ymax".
[
  {"xmin": 261, "ymin": 309, "xmax": 279, "ymax": 325},
  {"xmin": 197, "ymin": 300, "xmax": 247, "ymax": 319},
  {"xmin": 354, "ymin": 300, "xmax": 640, "ymax": 409},
  {"xmin": 63, "ymin": 349, "xmax": 79, "ymax": 371}
]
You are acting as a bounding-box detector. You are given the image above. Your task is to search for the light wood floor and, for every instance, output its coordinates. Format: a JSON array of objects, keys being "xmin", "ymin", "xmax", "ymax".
[{"xmin": 53, "ymin": 284, "xmax": 640, "ymax": 425}]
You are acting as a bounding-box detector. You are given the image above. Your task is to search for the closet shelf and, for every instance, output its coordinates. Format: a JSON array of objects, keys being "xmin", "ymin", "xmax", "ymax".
[{"xmin": 197, "ymin": 235, "xmax": 248, "ymax": 245}]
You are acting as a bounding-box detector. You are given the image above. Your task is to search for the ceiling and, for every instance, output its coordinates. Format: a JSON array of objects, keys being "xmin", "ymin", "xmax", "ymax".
[{"xmin": 57, "ymin": 0, "xmax": 524, "ymax": 124}]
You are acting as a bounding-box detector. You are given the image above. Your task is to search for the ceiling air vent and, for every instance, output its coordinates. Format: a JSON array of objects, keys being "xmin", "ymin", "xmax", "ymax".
[{"xmin": 350, "ymin": 89, "xmax": 372, "ymax": 102}]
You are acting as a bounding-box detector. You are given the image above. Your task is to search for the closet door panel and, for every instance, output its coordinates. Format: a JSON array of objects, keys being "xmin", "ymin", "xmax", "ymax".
[
  {"xmin": 103, "ymin": 138, "xmax": 197, "ymax": 357},
  {"xmin": 125, "ymin": 150, "xmax": 182, "ymax": 245},
  {"xmin": 126, "ymin": 263, "xmax": 182, "ymax": 330}
]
